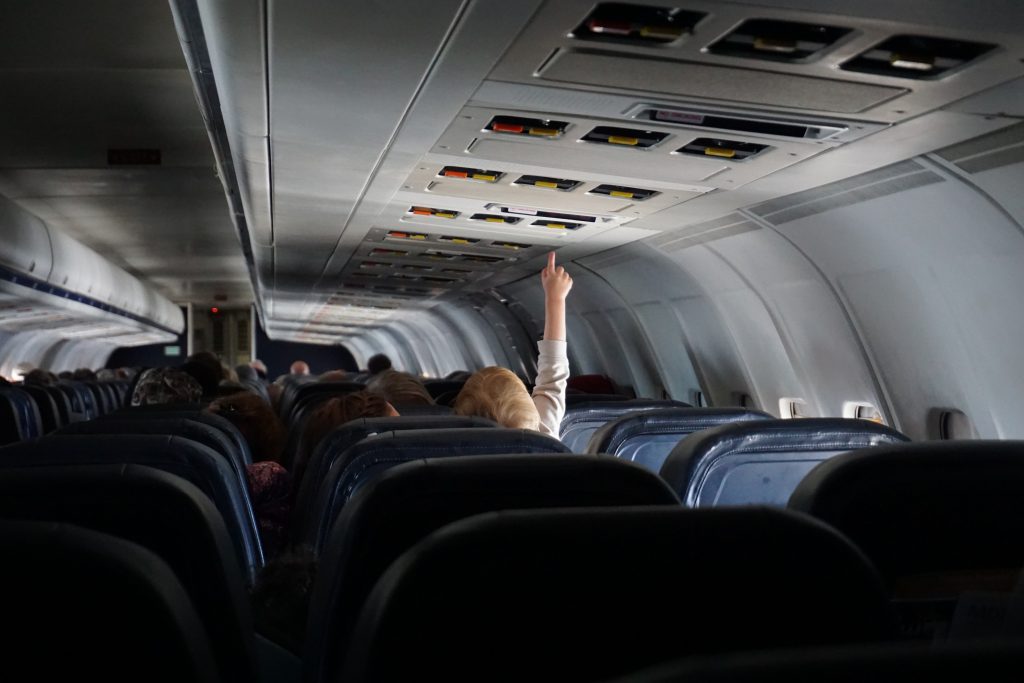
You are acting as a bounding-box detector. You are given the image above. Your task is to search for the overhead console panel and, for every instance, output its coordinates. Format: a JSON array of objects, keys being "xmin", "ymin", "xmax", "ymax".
[{"xmin": 488, "ymin": 0, "xmax": 1024, "ymax": 123}]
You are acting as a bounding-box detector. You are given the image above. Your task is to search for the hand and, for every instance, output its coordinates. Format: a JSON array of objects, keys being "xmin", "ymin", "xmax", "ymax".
[{"xmin": 540, "ymin": 252, "xmax": 573, "ymax": 301}]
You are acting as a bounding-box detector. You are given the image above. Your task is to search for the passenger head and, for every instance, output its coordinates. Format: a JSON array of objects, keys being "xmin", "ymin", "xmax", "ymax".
[
  {"xmin": 23, "ymin": 369, "xmax": 55, "ymax": 387},
  {"xmin": 289, "ymin": 360, "xmax": 310, "ymax": 376},
  {"xmin": 454, "ymin": 366, "xmax": 540, "ymax": 431},
  {"xmin": 95, "ymin": 368, "xmax": 116, "ymax": 382},
  {"xmin": 235, "ymin": 364, "xmax": 258, "ymax": 383},
  {"xmin": 72, "ymin": 368, "xmax": 96, "ymax": 381},
  {"xmin": 318, "ymin": 369, "xmax": 348, "ymax": 382},
  {"xmin": 179, "ymin": 360, "xmax": 221, "ymax": 398},
  {"xmin": 207, "ymin": 392, "xmax": 286, "ymax": 463},
  {"xmin": 130, "ymin": 367, "xmax": 203, "ymax": 407},
  {"xmin": 366, "ymin": 369, "xmax": 434, "ymax": 406},
  {"xmin": 250, "ymin": 359, "xmax": 268, "ymax": 379},
  {"xmin": 366, "ymin": 354, "xmax": 392, "ymax": 376},
  {"xmin": 57, "ymin": 370, "xmax": 74, "ymax": 380},
  {"xmin": 296, "ymin": 390, "xmax": 397, "ymax": 486}
]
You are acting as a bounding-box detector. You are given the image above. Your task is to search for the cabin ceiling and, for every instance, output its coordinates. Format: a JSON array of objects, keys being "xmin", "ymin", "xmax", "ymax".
[
  {"xmin": 4, "ymin": 1, "xmax": 1024, "ymax": 344},
  {"xmin": 0, "ymin": 0, "xmax": 252, "ymax": 308}
]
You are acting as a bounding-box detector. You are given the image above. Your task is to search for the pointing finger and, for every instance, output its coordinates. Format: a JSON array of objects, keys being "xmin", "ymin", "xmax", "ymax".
[{"xmin": 547, "ymin": 252, "xmax": 556, "ymax": 270}]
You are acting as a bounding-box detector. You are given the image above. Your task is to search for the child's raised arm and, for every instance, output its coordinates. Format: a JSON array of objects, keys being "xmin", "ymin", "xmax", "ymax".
[{"xmin": 540, "ymin": 252, "xmax": 573, "ymax": 341}]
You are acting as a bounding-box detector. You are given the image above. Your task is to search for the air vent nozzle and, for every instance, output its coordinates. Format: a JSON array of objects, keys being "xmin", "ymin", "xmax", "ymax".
[
  {"xmin": 708, "ymin": 19, "xmax": 851, "ymax": 63},
  {"xmin": 580, "ymin": 126, "xmax": 669, "ymax": 149},
  {"xmin": 573, "ymin": 3, "xmax": 705, "ymax": 46},
  {"xmin": 677, "ymin": 138, "xmax": 768, "ymax": 161},
  {"xmin": 841, "ymin": 35, "xmax": 996, "ymax": 79},
  {"xmin": 486, "ymin": 115, "xmax": 569, "ymax": 138}
]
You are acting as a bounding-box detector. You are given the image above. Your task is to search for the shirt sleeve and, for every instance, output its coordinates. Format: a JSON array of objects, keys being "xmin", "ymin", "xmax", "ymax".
[{"xmin": 532, "ymin": 339, "xmax": 569, "ymax": 439}]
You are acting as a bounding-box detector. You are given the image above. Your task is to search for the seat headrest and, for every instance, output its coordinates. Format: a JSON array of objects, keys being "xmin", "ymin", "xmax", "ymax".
[
  {"xmin": 661, "ymin": 418, "xmax": 909, "ymax": 507},
  {"xmin": 789, "ymin": 440, "xmax": 1024, "ymax": 587},
  {"xmin": 304, "ymin": 428, "xmax": 570, "ymax": 551},
  {"xmin": 344, "ymin": 506, "xmax": 892, "ymax": 683},
  {"xmin": 0, "ymin": 434, "xmax": 263, "ymax": 581},
  {"xmin": 306, "ymin": 455, "xmax": 679, "ymax": 683},
  {"xmin": 588, "ymin": 406, "xmax": 774, "ymax": 455},
  {"xmin": 0, "ymin": 520, "xmax": 219, "ymax": 682}
]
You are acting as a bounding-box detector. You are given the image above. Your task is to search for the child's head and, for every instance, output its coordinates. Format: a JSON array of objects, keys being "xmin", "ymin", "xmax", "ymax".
[{"xmin": 453, "ymin": 367, "xmax": 540, "ymax": 431}]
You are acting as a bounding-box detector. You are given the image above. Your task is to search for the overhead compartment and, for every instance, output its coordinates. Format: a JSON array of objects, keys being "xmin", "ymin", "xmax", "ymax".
[{"xmin": 0, "ymin": 198, "xmax": 183, "ymax": 338}]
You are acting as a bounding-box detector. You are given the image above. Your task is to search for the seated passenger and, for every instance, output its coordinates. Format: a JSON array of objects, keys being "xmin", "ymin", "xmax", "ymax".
[
  {"xmin": 290, "ymin": 360, "xmax": 310, "ymax": 376},
  {"xmin": 318, "ymin": 369, "xmax": 349, "ymax": 382},
  {"xmin": 250, "ymin": 548, "xmax": 317, "ymax": 655},
  {"xmin": 367, "ymin": 353, "xmax": 392, "ymax": 376},
  {"xmin": 23, "ymin": 369, "xmax": 57, "ymax": 386},
  {"xmin": 292, "ymin": 390, "xmax": 397, "ymax": 495},
  {"xmin": 454, "ymin": 253, "xmax": 572, "ymax": 438},
  {"xmin": 208, "ymin": 392, "xmax": 290, "ymax": 557},
  {"xmin": 130, "ymin": 367, "xmax": 203, "ymax": 406},
  {"xmin": 367, "ymin": 369, "xmax": 434, "ymax": 406},
  {"xmin": 249, "ymin": 358, "xmax": 269, "ymax": 380}
]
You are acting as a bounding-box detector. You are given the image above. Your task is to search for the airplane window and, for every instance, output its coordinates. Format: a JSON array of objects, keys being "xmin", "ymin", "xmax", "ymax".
[
  {"xmin": 692, "ymin": 390, "xmax": 708, "ymax": 407},
  {"xmin": 843, "ymin": 401, "xmax": 885, "ymax": 424},
  {"xmin": 779, "ymin": 397, "xmax": 807, "ymax": 419},
  {"xmin": 939, "ymin": 409, "xmax": 979, "ymax": 440}
]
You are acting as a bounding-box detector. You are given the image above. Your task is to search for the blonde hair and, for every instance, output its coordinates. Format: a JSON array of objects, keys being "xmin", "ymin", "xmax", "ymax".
[
  {"xmin": 453, "ymin": 367, "xmax": 540, "ymax": 431},
  {"xmin": 367, "ymin": 370, "xmax": 434, "ymax": 406}
]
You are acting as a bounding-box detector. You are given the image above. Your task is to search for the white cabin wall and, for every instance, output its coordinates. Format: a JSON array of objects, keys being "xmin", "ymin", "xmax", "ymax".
[{"xmin": 759, "ymin": 156, "xmax": 1024, "ymax": 439}]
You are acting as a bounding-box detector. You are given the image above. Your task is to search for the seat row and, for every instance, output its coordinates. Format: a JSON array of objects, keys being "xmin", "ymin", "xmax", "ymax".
[
  {"xmin": 2, "ymin": 402, "xmax": 1023, "ymax": 680},
  {"xmin": 0, "ymin": 379, "xmax": 131, "ymax": 443}
]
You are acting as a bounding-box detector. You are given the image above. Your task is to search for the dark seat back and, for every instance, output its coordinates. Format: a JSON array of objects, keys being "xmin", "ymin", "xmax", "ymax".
[
  {"xmin": 18, "ymin": 385, "xmax": 62, "ymax": 434},
  {"xmin": 0, "ymin": 434, "xmax": 263, "ymax": 581},
  {"xmin": 306, "ymin": 454, "xmax": 680, "ymax": 683},
  {"xmin": 292, "ymin": 415, "xmax": 498, "ymax": 538},
  {"xmin": 342, "ymin": 506, "xmax": 892, "ymax": 683},
  {"xmin": 42, "ymin": 384, "xmax": 74, "ymax": 426},
  {"xmin": 0, "ymin": 520, "xmax": 218, "ymax": 683},
  {"xmin": 287, "ymin": 381, "xmax": 366, "ymax": 424},
  {"xmin": 789, "ymin": 441, "xmax": 1024, "ymax": 638},
  {"xmin": 57, "ymin": 380, "xmax": 98, "ymax": 420},
  {"xmin": 587, "ymin": 407, "xmax": 774, "ymax": 470},
  {"xmin": 106, "ymin": 407, "xmax": 253, "ymax": 465},
  {"xmin": 0, "ymin": 465, "xmax": 256, "ymax": 683},
  {"xmin": 59, "ymin": 417, "xmax": 248, "ymax": 482},
  {"xmin": 0, "ymin": 387, "xmax": 42, "ymax": 443},
  {"xmin": 565, "ymin": 392, "xmax": 630, "ymax": 405},
  {"xmin": 559, "ymin": 399, "xmax": 692, "ymax": 452},
  {"xmin": 610, "ymin": 639, "xmax": 1024, "ymax": 683},
  {"xmin": 302, "ymin": 427, "xmax": 570, "ymax": 552},
  {"xmin": 275, "ymin": 375, "xmax": 328, "ymax": 421},
  {"xmin": 661, "ymin": 418, "xmax": 909, "ymax": 508}
]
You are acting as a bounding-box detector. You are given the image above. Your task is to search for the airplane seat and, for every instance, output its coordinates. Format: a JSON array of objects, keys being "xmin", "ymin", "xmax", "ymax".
[
  {"xmin": 275, "ymin": 375, "xmax": 324, "ymax": 421},
  {"xmin": 661, "ymin": 418, "xmax": 909, "ymax": 508},
  {"xmin": 0, "ymin": 519, "xmax": 219, "ymax": 683},
  {"xmin": 285, "ymin": 381, "xmax": 366, "ymax": 425},
  {"xmin": 0, "ymin": 465, "xmax": 258, "ymax": 683},
  {"xmin": 58, "ymin": 417, "xmax": 250, "ymax": 482},
  {"xmin": 341, "ymin": 506, "xmax": 893, "ymax": 683},
  {"xmin": 106, "ymin": 407, "xmax": 254, "ymax": 465},
  {"xmin": 565, "ymin": 392, "xmax": 632, "ymax": 405},
  {"xmin": 388, "ymin": 402, "xmax": 453, "ymax": 415},
  {"xmin": 607, "ymin": 638, "xmax": 1024, "ymax": 683},
  {"xmin": 305, "ymin": 454, "xmax": 681, "ymax": 683},
  {"xmin": 789, "ymin": 440, "xmax": 1024, "ymax": 640},
  {"xmin": 298, "ymin": 427, "xmax": 570, "ymax": 553},
  {"xmin": 83, "ymin": 382, "xmax": 113, "ymax": 414},
  {"xmin": 0, "ymin": 387, "xmax": 43, "ymax": 443},
  {"xmin": 567, "ymin": 373, "xmax": 618, "ymax": 395},
  {"xmin": 0, "ymin": 434, "xmax": 264, "ymax": 582},
  {"xmin": 56, "ymin": 380, "xmax": 97, "ymax": 420},
  {"xmin": 560, "ymin": 399, "xmax": 693, "ymax": 453},
  {"xmin": 422, "ymin": 379, "xmax": 465, "ymax": 403},
  {"xmin": 18, "ymin": 384, "xmax": 62, "ymax": 434},
  {"xmin": 587, "ymin": 407, "xmax": 775, "ymax": 470},
  {"xmin": 41, "ymin": 385, "xmax": 74, "ymax": 426},
  {"xmin": 291, "ymin": 415, "xmax": 499, "ymax": 545}
]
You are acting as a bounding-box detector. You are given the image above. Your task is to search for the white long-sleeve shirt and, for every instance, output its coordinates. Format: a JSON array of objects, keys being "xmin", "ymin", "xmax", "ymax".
[{"xmin": 532, "ymin": 339, "xmax": 569, "ymax": 438}]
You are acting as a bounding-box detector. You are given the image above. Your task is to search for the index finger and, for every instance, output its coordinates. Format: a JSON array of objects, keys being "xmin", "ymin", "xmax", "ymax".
[{"xmin": 547, "ymin": 252, "xmax": 556, "ymax": 270}]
